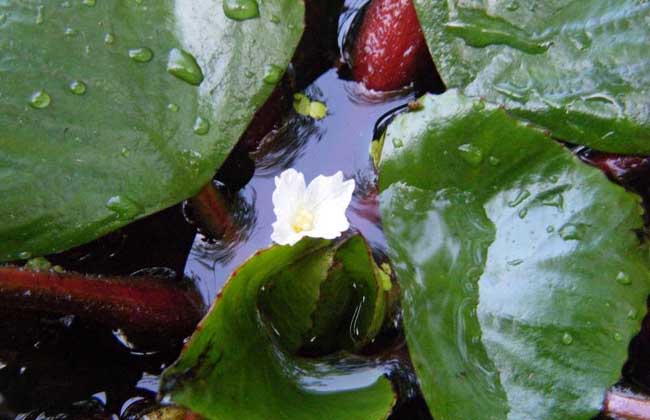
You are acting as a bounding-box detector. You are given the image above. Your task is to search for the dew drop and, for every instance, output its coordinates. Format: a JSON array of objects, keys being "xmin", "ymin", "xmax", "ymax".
[
  {"xmin": 35, "ymin": 6, "xmax": 44, "ymax": 24},
  {"xmin": 128, "ymin": 47, "xmax": 153, "ymax": 63},
  {"xmin": 104, "ymin": 32, "xmax": 115, "ymax": 45},
  {"xmin": 28, "ymin": 90, "xmax": 51, "ymax": 109},
  {"xmin": 82, "ymin": 0, "xmax": 96, "ymax": 6},
  {"xmin": 17, "ymin": 251, "xmax": 32, "ymax": 260},
  {"xmin": 270, "ymin": 14, "xmax": 280, "ymax": 23},
  {"xmin": 457, "ymin": 143, "xmax": 483, "ymax": 166},
  {"xmin": 392, "ymin": 137, "xmax": 404, "ymax": 148},
  {"xmin": 518, "ymin": 208, "xmax": 528, "ymax": 219},
  {"xmin": 167, "ymin": 48, "xmax": 204, "ymax": 85},
  {"xmin": 616, "ymin": 271, "xmax": 632, "ymax": 286},
  {"xmin": 561, "ymin": 332, "xmax": 573, "ymax": 345},
  {"xmin": 627, "ymin": 308, "xmax": 639, "ymax": 320},
  {"xmin": 223, "ymin": 0, "xmax": 260, "ymax": 21},
  {"xmin": 508, "ymin": 189, "xmax": 531, "ymax": 207},
  {"xmin": 193, "ymin": 116, "xmax": 210, "ymax": 135},
  {"xmin": 506, "ymin": 1, "xmax": 519, "ymax": 11},
  {"xmin": 106, "ymin": 196, "xmax": 143, "ymax": 220},
  {"xmin": 68, "ymin": 80, "xmax": 86, "ymax": 95},
  {"xmin": 263, "ymin": 64, "xmax": 283, "ymax": 84},
  {"xmin": 64, "ymin": 27, "xmax": 78, "ymax": 37},
  {"xmin": 546, "ymin": 225, "xmax": 555, "ymax": 233},
  {"xmin": 167, "ymin": 103, "xmax": 179, "ymax": 112},
  {"xmin": 181, "ymin": 149, "xmax": 203, "ymax": 174},
  {"xmin": 488, "ymin": 156, "xmax": 500, "ymax": 166},
  {"xmin": 559, "ymin": 223, "xmax": 587, "ymax": 241},
  {"xmin": 613, "ymin": 332, "xmax": 623, "ymax": 342},
  {"xmin": 542, "ymin": 192, "xmax": 563, "ymax": 208}
]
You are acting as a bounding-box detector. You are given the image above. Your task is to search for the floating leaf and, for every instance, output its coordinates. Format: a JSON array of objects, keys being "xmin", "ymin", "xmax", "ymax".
[
  {"xmin": 0, "ymin": 0, "xmax": 304, "ymax": 260},
  {"xmin": 160, "ymin": 235, "xmax": 395, "ymax": 420},
  {"xmin": 379, "ymin": 91, "xmax": 650, "ymax": 419},
  {"xmin": 414, "ymin": 0, "xmax": 650, "ymax": 152}
]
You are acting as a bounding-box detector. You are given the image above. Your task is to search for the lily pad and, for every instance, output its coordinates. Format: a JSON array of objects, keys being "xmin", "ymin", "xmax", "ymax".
[
  {"xmin": 0, "ymin": 0, "xmax": 304, "ymax": 261},
  {"xmin": 413, "ymin": 0, "xmax": 650, "ymax": 153},
  {"xmin": 379, "ymin": 91, "xmax": 650, "ymax": 419},
  {"xmin": 160, "ymin": 236, "xmax": 395, "ymax": 420}
]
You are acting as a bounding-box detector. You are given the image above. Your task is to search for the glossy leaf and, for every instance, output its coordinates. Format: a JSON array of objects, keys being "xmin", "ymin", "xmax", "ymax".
[
  {"xmin": 160, "ymin": 236, "xmax": 394, "ymax": 420},
  {"xmin": 379, "ymin": 91, "xmax": 650, "ymax": 419},
  {"xmin": 0, "ymin": 0, "xmax": 304, "ymax": 261},
  {"xmin": 413, "ymin": 0, "xmax": 650, "ymax": 153}
]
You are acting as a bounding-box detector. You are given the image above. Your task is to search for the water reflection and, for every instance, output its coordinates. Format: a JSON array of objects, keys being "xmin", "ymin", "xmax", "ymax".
[{"xmin": 185, "ymin": 69, "xmax": 415, "ymax": 304}]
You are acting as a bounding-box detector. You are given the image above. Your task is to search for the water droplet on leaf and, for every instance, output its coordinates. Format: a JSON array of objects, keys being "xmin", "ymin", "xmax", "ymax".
[
  {"xmin": 35, "ymin": 6, "xmax": 44, "ymax": 24},
  {"xmin": 128, "ymin": 47, "xmax": 153, "ymax": 63},
  {"xmin": 193, "ymin": 116, "xmax": 210, "ymax": 135},
  {"xmin": 167, "ymin": 103, "xmax": 179, "ymax": 112},
  {"xmin": 167, "ymin": 48, "xmax": 204, "ymax": 85},
  {"xmin": 223, "ymin": 0, "xmax": 260, "ymax": 21},
  {"xmin": 64, "ymin": 27, "xmax": 78, "ymax": 37},
  {"xmin": 82, "ymin": 0, "xmax": 96, "ymax": 6},
  {"xmin": 559, "ymin": 223, "xmax": 587, "ymax": 241},
  {"xmin": 616, "ymin": 272, "xmax": 631, "ymax": 285},
  {"xmin": 104, "ymin": 32, "xmax": 115, "ymax": 44},
  {"xmin": 106, "ymin": 196, "xmax": 143, "ymax": 220},
  {"xmin": 506, "ymin": 1, "xmax": 519, "ymax": 11},
  {"xmin": 29, "ymin": 90, "xmax": 51, "ymax": 109},
  {"xmin": 457, "ymin": 144, "xmax": 483, "ymax": 166},
  {"xmin": 508, "ymin": 189, "xmax": 531, "ymax": 207},
  {"xmin": 68, "ymin": 80, "xmax": 86, "ymax": 95},
  {"xmin": 488, "ymin": 156, "xmax": 500, "ymax": 166},
  {"xmin": 561, "ymin": 332, "xmax": 573, "ymax": 345},
  {"xmin": 392, "ymin": 138, "xmax": 404, "ymax": 148},
  {"xmin": 262, "ymin": 64, "xmax": 283, "ymax": 84}
]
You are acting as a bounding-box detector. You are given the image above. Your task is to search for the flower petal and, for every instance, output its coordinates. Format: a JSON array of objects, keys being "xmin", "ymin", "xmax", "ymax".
[
  {"xmin": 272, "ymin": 168, "xmax": 306, "ymax": 220},
  {"xmin": 308, "ymin": 172, "xmax": 355, "ymax": 239},
  {"xmin": 305, "ymin": 171, "xmax": 355, "ymax": 210}
]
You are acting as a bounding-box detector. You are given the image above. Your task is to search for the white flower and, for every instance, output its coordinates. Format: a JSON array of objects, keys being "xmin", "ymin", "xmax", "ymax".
[{"xmin": 271, "ymin": 169, "xmax": 355, "ymax": 246}]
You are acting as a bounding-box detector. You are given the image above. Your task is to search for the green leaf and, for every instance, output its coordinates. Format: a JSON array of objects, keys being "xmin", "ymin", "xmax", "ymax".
[
  {"xmin": 160, "ymin": 236, "xmax": 395, "ymax": 420},
  {"xmin": 413, "ymin": 0, "xmax": 650, "ymax": 153},
  {"xmin": 379, "ymin": 91, "xmax": 650, "ymax": 419},
  {"xmin": 0, "ymin": 0, "xmax": 304, "ymax": 261}
]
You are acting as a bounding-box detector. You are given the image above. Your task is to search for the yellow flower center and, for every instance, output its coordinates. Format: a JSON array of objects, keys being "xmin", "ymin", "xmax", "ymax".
[{"xmin": 291, "ymin": 208, "xmax": 314, "ymax": 233}]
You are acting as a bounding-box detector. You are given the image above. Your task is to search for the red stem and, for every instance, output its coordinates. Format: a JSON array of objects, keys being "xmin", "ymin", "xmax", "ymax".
[
  {"xmin": 189, "ymin": 184, "xmax": 235, "ymax": 240},
  {"xmin": 0, "ymin": 267, "xmax": 203, "ymax": 340}
]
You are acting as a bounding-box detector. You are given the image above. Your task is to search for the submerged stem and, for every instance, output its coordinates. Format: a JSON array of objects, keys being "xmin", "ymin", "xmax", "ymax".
[
  {"xmin": 0, "ymin": 266, "xmax": 204, "ymax": 341},
  {"xmin": 189, "ymin": 183, "xmax": 234, "ymax": 240}
]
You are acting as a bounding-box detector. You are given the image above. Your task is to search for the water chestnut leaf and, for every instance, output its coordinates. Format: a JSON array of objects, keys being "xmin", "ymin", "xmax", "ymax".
[
  {"xmin": 161, "ymin": 235, "xmax": 395, "ymax": 419},
  {"xmin": 414, "ymin": 0, "xmax": 650, "ymax": 153},
  {"xmin": 0, "ymin": 0, "xmax": 304, "ymax": 261},
  {"xmin": 379, "ymin": 92, "xmax": 650, "ymax": 420}
]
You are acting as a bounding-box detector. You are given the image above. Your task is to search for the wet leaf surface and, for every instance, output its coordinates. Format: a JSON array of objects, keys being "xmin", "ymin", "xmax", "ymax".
[
  {"xmin": 161, "ymin": 235, "xmax": 395, "ymax": 420},
  {"xmin": 0, "ymin": 0, "xmax": 304, "ymax": 260},
  {"xmin": 414, "ymin": 0, "xmax": 650, "ymax": 152},
  {"xmin": 379, "ymin": 91, "xmax": 650, "ymax": 419}
]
